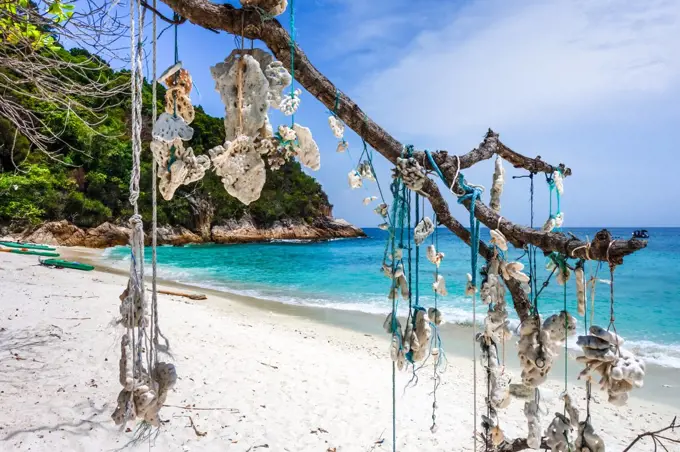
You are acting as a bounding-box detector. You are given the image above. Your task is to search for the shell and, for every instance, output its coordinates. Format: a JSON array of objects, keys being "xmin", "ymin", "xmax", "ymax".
[
  {"xmin": 432, "ymin": 274, "xmax": 448, "ymax": 296},
  {"xmin": 426, "ymin": 245, "xmax": 444, "ymax": 267},
  {"xmin": 358, "ymin": 161, "xmax": 375, "ymax": 181},
  {"xmin": 348, "ymin": 170, "xmax": 362, "ymax": 189},
  {"xmin": 374, "ymin": 203, "xmax": 388, "ymax": 217},
  {"xmin": 524, "ymin": 399, "xmax": 542, "ymax": 449},
  {"xmin": 464, "ymin": 273, "xmax": 476, "ymax": 297},
  {"xmin": 336, "ymin": 140, "xmax": 348, "ymax": 153},
  {"xmin": 363, "ymin": 196, "xmax": 377, "ymax": 205},
  {"xmin": 490, "ymin": 229, "xmax": 508, "ymax": 251}
]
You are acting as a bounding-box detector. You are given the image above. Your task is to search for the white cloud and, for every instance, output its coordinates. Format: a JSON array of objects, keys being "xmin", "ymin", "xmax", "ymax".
[{"xmin": 354, "ymin": 0, "xmax": 680, "ymax": 138}]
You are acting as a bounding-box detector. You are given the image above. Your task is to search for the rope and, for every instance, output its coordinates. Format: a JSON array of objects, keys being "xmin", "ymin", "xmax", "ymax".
[
  {"xmin": 151, "ymin": 0, "xmax": 159, "ymax": 368},
  {"xmin": 456, "ymin": 173, "xmax": 483, "ymax": 450},
  {"xmin": 288, "ymin": 0, "xmax": 296, "ymax": 127}
]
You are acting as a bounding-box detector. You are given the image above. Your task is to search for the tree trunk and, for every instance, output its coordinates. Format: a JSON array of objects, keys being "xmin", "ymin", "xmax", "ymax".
[{"xmin": 186, "ymin": 193, "xmax": 215, "ymax": 241}]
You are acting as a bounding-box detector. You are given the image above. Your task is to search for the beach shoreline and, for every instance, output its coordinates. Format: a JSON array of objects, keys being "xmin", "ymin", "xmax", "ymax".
[
  {"xmin": 67, "ymin": 246, "xmax": 680, "ymax": 407},
  {"xmin": 1, "ymin": 248, "xmax": 678, "ymax": 451}
]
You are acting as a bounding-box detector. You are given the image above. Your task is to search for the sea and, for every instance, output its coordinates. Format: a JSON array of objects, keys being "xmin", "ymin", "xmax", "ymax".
[{"xmin": 102, "ymin": 227, "xmax": 680, "ymax": 369}]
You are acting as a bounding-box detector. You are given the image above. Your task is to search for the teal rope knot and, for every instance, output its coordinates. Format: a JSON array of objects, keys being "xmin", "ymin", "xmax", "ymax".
[
  {"xmin": 424, "ymin": 150, "xmax": 447, "ymax": 184},
  {"xmin": 457, "ymin": 174, "xmax": 482, "ymax": 287},
  {"xmin": 405, "ymin": 144, "xmax": 415, "ymax": 157}
]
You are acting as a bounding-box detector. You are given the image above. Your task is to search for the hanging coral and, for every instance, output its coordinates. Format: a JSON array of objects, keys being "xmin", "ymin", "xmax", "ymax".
[
  {"xmin": 328, "ymin": 115, "xmax": 344, "ymax": 139},
  {"xmin": 150, "ymin": 140, "xmax": 210, "ymax": 201},
  {"xmin": 545, "ymin": 412, "xmax": 572, "ymax": 451},
  {"xmin": 414, "ymin": 217, "xmax": 435, "ymax": 246},
  {"xmin": 490, "ymin": 156, "xmax": 504, "ymax": 213},
  {"xmin": 211, "ymin": 53, "xmax": 270, "ymax": 141},
  {"xmin": 374, "ymin": 203, "xmax": 388, "ymax": 217},
  {"xmin": 518, "ymin": 315, "xmax": 554, "ymax": 387},
  {"xmin": 500, "ymin": 261, "xmax": 530, "ymax": 283},
  {"xmin": 489, "ymin": 229, "xmax": 508, "ymax": 251},
  {"xmin": 348, "ymin": 170, "xmax": 362, "ymax": 189},
  {"xmin": 543, "ymin": 311, "xmax": 577, "ymax": 349},
  {"xmin": 426, "ymin": 244, "xmax": 444, "ymax": 267},
  {"xmin": 164, "ymin": 68, "xmax": 195, "ymax": 124},
  {"xmin": 280, "ymin": 88, "xmax": 301, "ymax": 116},
  {"xmin": 395, "ymin": 156, "xmax": 426, "ymax": 191},
  {"xmin": 241, "ymin": 0, "xmax": 288, "ymax": 16},
  {"xmin": 524, "ymin": 399, "xmax": 542, "ymax": 449},
  {"xmin": 336, "ymin": 140, "xmax": 349, "ymax": 153},
  {"xmin": 432, "ymin": 273, "xmax": 448, "ymax": 296},
  {"xmin": 553, "ymin": 169, "xmax": 564, "ymax": 195},
  {"xmin": 292, "ymin": 124, "xmax": 321, "ymax": 170},
  {"xmin": 575, "ymin": 262, "xmax": 586, "ymax": 316},
  {"xmin": 357, "ymin": 161, "xmax": 375, "ymax": 182},
  {"xmin": 576, "ymin": 325, "xmax": 645, "ymax": 405},
  {"xmin": 264, "ymin": 60, "xmax": 292, "ymax": 108},
  {"xmin": 209, "ymin": 135, "xmax": 266, "ymax": 205}
]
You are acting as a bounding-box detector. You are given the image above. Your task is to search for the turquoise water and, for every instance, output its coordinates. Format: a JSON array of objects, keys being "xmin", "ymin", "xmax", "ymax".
[{"xmin": 104, "ymin": 227, "xmax": 680, "ymax": 368}]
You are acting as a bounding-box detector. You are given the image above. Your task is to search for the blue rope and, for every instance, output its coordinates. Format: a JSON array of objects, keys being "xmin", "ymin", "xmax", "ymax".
[
  {"xmin": 288, "ymin": 0, "xmax": 296, "ymax": 127},
  {"xmin": 424, "ymin": 150, "xmax": 447, "ymax": 184},
  {"xmin": 457, "ymin": 174, "xmax": 482, "ymax": 286}
]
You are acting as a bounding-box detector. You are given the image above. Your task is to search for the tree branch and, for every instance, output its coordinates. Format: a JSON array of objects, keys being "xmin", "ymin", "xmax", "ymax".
[{"xmin": 158, "ymin": 0, "xmax": 646, "ymax": 266}]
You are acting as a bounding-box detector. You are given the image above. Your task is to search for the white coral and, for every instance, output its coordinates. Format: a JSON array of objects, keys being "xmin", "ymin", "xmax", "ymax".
[
  {"xmin": 210, "ymin": 136, "xmax": 266, "ymax": 205},
  {"xmin": 280, "ymin": 89, "xmax": 301, "ymax": 116},
  {"xmin": 328, "ymin": 115, "xmax": 344, "ymax": 139},
  {"xmin": 292, "ymin": 124, "xmax": 320, "ymax": 171},
  {"xmin": 264, "ymin": 60, "xmax": 292, "ymax": 109}
]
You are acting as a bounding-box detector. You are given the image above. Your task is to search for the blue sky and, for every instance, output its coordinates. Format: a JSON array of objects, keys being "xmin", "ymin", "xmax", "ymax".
[{"xmin": 141, "ymin": 0, "xmax": 680, "ymax": 227}]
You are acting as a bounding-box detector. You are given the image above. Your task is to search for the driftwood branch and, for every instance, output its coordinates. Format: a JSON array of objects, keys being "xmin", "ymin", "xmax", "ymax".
[
  {"xmin": 157, "ymin": 0, "xmax": 646, "ymax": 269},
  {"xmin": 622, "ymin": 416, "xmax": 679, "ymax": 451}
]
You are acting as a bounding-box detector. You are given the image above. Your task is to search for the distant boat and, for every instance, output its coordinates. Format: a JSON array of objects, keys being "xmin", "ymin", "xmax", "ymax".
[{"xmin": 632, "ymin": 229, "xmax": 649, "ymax": 239}]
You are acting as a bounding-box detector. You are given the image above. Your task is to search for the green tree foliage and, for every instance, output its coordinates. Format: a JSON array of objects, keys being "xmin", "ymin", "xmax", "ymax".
[{"xmin": 0, "ymin": 49, "xmax": 333, "ymax": 231}]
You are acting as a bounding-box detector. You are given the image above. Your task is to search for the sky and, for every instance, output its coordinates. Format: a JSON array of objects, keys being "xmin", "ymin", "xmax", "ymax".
[{"xmin": 133, "ymin": 0, "xmax": 680, "ymax": 227}]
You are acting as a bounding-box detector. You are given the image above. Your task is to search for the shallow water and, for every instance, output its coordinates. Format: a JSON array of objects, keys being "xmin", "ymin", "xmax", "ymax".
[{"xmin": 103, "ymin": 227, "xmax": 680, "ymax": 368}]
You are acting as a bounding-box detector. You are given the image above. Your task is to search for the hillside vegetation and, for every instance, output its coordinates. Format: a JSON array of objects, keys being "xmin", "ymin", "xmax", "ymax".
[{"xmin": 0, "ymin": 48, "xmax": 333, "ymax": 236}]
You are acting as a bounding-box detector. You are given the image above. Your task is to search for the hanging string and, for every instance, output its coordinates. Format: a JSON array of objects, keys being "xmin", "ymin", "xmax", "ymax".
[
  {"xmin": 150, "ymin": 0, "xmax": 159, "ymax": 370},
  {"xmin": 457, "ymin": 173, "xmax": 483, "ymax": 450},
  {"xmin": 288, "ymin": 0, "xmax": 296, "ymax": 127}
]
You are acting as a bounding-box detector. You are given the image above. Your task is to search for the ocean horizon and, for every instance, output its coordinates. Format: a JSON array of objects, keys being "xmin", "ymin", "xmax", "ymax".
[{"xmin": 103, "ymin": 226, "xmax": 680, "ymax": 369}]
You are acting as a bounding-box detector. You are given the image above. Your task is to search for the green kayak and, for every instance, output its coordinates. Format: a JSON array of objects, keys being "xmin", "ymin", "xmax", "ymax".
[
  {"xmin": 0, "ymin": 241, "xmax": 56, "ymax": 251},
  {"xmin": 0, "ymin": 248, "xmax": 60, "ymax": 257},
  {"xmin": 41, "ymin": 258, "xmax": 94, "ymax": 271}
]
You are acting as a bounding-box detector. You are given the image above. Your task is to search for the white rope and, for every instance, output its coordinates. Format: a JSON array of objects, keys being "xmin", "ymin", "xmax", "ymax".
[
  {"xmin": 472, "ymin": 290, "xmax": 478, "ymax": 450},
  {"xmin": 151, "ymin": 0, "xmax": 159, "ymax": 369},
  {"xmin": 128, "ymin": 0, "xmax": 146, "ymax": 384}
]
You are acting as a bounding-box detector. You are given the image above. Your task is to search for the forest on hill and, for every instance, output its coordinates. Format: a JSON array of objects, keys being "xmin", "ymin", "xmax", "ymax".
[{"xmin": 0, "ymin": 45, "xmax": 334, "ymax": 237}]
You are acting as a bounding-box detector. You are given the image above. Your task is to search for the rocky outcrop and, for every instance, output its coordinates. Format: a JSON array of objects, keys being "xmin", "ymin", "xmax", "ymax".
[
  {"xmin": 22, "ymin": 220, "xmax": 85, "ymax": 246},
  {"xmin": 211, "ymin": 216, "xmax": 365, "ymax": 243},
  {"xmin": 155, "ymin": 226, "xmax": 202, "ymax": 246},
  {"xmin": 10, "ymin": 216, "xmax": 364, "ymax": 248}
]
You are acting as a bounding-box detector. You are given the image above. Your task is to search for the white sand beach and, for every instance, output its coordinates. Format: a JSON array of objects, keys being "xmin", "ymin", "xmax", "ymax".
[{"xmin": 1, "ymin": 249, "xmax": 678, "ymax": 452}]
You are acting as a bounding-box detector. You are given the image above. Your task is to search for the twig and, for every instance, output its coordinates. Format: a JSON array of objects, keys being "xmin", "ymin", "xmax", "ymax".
[
  {"xmin": 186, "ymin": 416, "xmax": 207, "ymax": 437},
  {"xmin": 164, "ymin": 404, "xmax": 239, "ymax": 412},
  {"xmin": 259, "ymin": 362, "xmax": 278, "ymax": 370},
  {"xmin": 622, "ymin": 417, "xmax": 679, "ymax": 452}
]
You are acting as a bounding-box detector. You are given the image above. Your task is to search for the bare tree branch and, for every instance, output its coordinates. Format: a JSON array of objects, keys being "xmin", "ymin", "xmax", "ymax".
[{"xmin": 156, "ymin": 0, "xmax": 646, "ymax": 268}]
